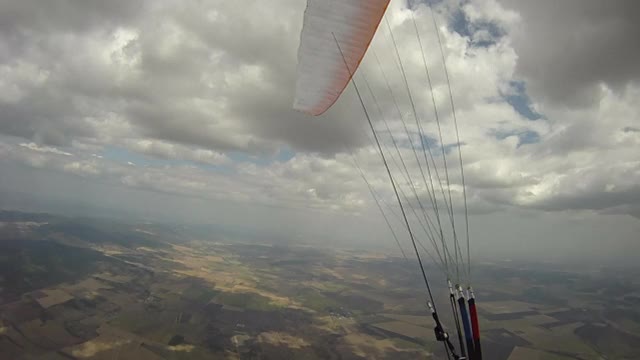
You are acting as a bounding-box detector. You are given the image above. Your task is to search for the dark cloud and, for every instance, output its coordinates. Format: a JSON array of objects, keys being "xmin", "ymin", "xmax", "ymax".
[
  {"xmin": 498, "ymin": 0, "xmax": 640, "ymax": 106},
  {"xmin": 533, "ymin": 185, "xmax": 640, "ymax": 214},
  {"xmin": 0, "ymin": 0, "xmax": 145, "ymax": 34},
  {"xmin": 0, "ymin": 0, "xmax": 369, "ymax": 155},
  {"xmin": 0, "ymin": 92, "xmax": 95, "ymax": 147}
]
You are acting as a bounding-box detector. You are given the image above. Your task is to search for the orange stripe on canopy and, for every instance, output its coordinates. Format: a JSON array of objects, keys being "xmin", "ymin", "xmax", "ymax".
[{"xmin": 294, "ymin": 0, "xmax": 391, "ymax": 116}]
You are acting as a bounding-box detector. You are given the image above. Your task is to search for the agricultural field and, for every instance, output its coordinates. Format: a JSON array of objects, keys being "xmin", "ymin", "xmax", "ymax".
[{"xmin": 1, "ymin": 211, "xmax": 639, "ymax": 359}]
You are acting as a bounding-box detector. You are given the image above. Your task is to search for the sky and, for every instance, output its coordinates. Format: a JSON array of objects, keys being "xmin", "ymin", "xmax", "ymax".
[{"xmin": 0, "ymin": 0, "xmax": 639, "ymax": 264}]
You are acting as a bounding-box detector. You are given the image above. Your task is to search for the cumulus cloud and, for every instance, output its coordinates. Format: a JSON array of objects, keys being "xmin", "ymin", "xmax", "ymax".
[
  {"xmin": 0, "ymin": 139, "xmax": 367, "ymax": 212},
  {"xmin": 496, "ymin": 0, "xmax": 640, "ymax": 106},
  {"xmin": 63, "ymin": 161, "xmax": 101, "ymax": 176},
  {"xmin": 19, "ymin": 142, "xmax": 72, "ymax": 156},
  {"xmin": 0, "ymin": 0, "xmax": 367, "ymax": 154},
  {"xmin": 0, "ymin": 0, "xmax": 639, "ymax": 259},
  {"xmin": 126, "ymin": 139, "xmax": 230, "ymax": 166}
]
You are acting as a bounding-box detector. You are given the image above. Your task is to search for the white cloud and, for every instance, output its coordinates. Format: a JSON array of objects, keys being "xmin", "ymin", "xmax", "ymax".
[
  {"xmin": 63, "ymin": 161, "xmax": 100, "ymax": 176},
  {"xmin": 0, "ymin": 0, "xmax": 639, "ymax": 260},
  {"xmin": 126, "ymin": 139, "xmax": 230, "ymax": 166},
  {"xmin": 19, "ymin": 142, "xmax": 72, "ymax": 156}
]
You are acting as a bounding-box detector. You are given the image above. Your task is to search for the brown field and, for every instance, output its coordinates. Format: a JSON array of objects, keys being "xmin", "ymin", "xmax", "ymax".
[
  {"xmin": 480, "ymin": 313, "xmax": 559, "ymax": 331},
  {"xmin": 343, "ymin": 332, "xmax": 429, "ymax": 358},
  {"xmin": 62, "ymin": 324, "xmax": 167, "ymax": 359},
  {"xmin": 34, "ymin": 289, "xmax": 74, "ymax": 309},
  {"xmin": 371, "ymin": 321, "xmax": 430, "ymax": 340},
  {"xmin": 512, "ymin": 322, "xmax": 599, "ymax": 357},
  {"xmin": 93, "ymin": 273, "xmax": 133, "ymax": 284},
  {"xmin": 2, "ymin": 215, "xmax": 637, "ymax": 360},
  {"xmin": 381, "ymin": 313, "xmax": 433, "ymax": 326},
  {"xmin": 19, "ymin": 319, "xmax": 83, "ymax": 349},
  {"xmin": 480, "ymin": 300, "xmax": 535, "ymax": 315},
  {"xmin": 258, "ymin": 331, "xmax": 310, "ymax": 349},
  {"xmin": 66, "ymin": 277, "xmax": 112, "ymax": 293},
  {"xmin": 508, "ymin": 346, "xmax": 577, "ymax": 360}
]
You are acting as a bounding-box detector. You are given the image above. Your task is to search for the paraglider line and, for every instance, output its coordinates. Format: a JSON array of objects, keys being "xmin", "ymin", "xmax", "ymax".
[
  {"xmin": 410, "ymin": 10, "xmax": 466, "ymax": 284},
  {"xmin": 332, "ymin": 33, "xmax": 438, "ymax": 310},
  {"xmin": 351, "ymin": 119, "xmax": 449, "ymax": 274},
  {"xmin": 361, "ymin": 72, "xmax": 447, "ymax": 266},
  {"xmin": 428, "ymin": 1, "xmax": 472, "ymax": 286},
  {"xmin": 350, "ymin": 154, "xmax": 408, "ymax": 260},
  {"xmin": 384, "ymin": 17, "xmax": 459, "ymax": 281}
]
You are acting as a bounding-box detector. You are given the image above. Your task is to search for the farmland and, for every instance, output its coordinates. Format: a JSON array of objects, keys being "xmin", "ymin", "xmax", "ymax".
[{"xmin": 1, "ymin": 211, "xmax": 639, "ymax": 359}]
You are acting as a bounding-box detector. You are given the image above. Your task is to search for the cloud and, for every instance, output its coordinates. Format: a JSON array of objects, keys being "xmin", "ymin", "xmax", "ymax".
[
  {"xmin": 126, "ymin": 139, "xmax": 230, "ymax": 166},
  {"xmin": 0, "ymin": 139, "xmax": 368, "ymax": 212},
  {"xmin": 19, "ymin": 142, "xmax": 72, "ymax": 156},
  {"xmin": 0, "ymin": 0, "xmax": 369, "ymax": 155},
  {"xmin": 63, "ymin": 161, "xmax": 101, "ymax": 176},
  {"xmin": 0, "ymin": 0, "xmax": 639, "ymax": 261},
  {"xmin": 496, "ymin": 0, "xmax": 640, "ymax": 106},
  {"xmin": 1, "ymin": 0, "xmax": 635, "ymax": 218}
]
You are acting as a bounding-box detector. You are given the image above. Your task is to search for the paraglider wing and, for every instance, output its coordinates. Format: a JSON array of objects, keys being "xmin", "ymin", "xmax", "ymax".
[{"xmin": 293, "ymin": 0, "xmax": 391, "ymax": 116}]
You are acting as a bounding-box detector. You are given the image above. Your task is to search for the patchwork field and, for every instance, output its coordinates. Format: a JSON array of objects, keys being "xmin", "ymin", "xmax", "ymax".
[{"xmin": 1, "ymin": 211, "xmax": 639, "ymax": 359}]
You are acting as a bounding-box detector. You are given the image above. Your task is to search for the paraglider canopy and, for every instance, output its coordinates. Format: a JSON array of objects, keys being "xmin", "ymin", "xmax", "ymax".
[{"xmin": 293, "ymin": 0, "xmax": 390, "ymax": 116}]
